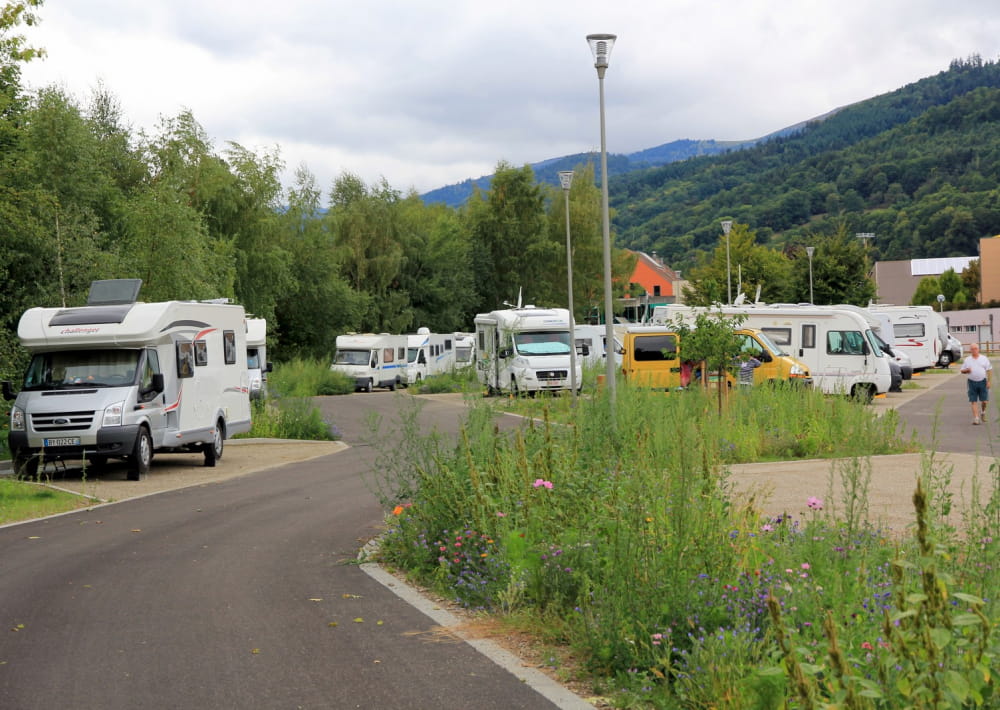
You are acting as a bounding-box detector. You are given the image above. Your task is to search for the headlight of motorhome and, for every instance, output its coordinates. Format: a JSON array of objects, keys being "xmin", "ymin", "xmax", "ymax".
[
  {"xmin": 103, "ymin": 401, "xmax": 125, "ymax": 428},
  {"xmin": 10, "ymin": 405, "xmax": 25, "ymax": 431}
]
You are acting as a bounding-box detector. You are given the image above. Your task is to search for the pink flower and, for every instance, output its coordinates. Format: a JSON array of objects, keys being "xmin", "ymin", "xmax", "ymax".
[
  {"xmin": 806, "ymin": 496, "xmax": 823, "ymax": 510},
  {"xmin": 801, "ymin": 563, "xmax": 811, "ymax": 570},
  {"xmin": 861, "ymin": 641, "xmax": 873, "ymax": 650},
  {"xmin": 533, "ymin": 479, "xmax": 554, "ymax": 489},
  {"xmin": 496, "ymin": 511, "xmax": 507, "ymax": 518},
  {"xmin": 761, "ymin": 524, "xmax": 774, "ymax": 532}
]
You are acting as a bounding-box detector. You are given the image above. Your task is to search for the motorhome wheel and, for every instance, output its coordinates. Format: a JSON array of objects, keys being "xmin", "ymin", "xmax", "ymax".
[
  {"xmin": 364, "ymin": 379, "xmax": 373, "ymax": 393},
  {"xmin": 128, "ymin": 428, "xmax": 152, "ymax": 481},
  {"xmin": 939, "ymin": 352, "xmax": 952, "ymax": 367},
  {"xmin": 204, "ymin": 421, "xmax": 225, "ymax": 467},
  {"xmin": 13, "ymin": 450, "xmax": 38, "ymax": 479}
]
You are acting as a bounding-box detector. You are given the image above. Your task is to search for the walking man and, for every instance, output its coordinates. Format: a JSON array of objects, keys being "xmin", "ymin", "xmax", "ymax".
[{"xmin": 960, "ymin": 343, "xmax": 992, "ymax": 425}]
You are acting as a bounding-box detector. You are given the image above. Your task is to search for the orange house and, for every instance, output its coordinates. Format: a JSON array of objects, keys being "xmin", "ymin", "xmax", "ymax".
[{"xmin": 620, "ymin": 250, "xmax": 686, "ymax": 321}]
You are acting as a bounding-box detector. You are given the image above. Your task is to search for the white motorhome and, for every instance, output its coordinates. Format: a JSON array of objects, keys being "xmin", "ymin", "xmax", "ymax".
[
  {"xmin": 331, "ymin": 333, "xmax": 407, "ymax": 392},
  {"xmin": 474, "ymin": 306, "xmax": 582, "ymax": 395},
  {"xmin": 453, "ymin": 332, "xmax": 475, "ymax": 370},
  {"xmin": 867, "ymin": 305, "xmax": 945, "ymax": 371},
  {"xmin": 246, "ymin": 317, "xmax": 272, "ymax": 400},
  {"xmin": 403, "ymin": 328, "xmax": 455, "ymax": 385},
  {"xmin": 653, "ymin": 303, "xmax": 892, "ymax": 400},
  {"xmin": 572, "ymin": 323, "xmax": 623, "ymax": 369},
  {"xmin": 2, "ymin": 279, "xmax": 252, "ymax": 480}
]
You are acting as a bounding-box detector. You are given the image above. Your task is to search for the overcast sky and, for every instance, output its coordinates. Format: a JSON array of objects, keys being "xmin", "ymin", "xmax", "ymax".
[{"xmin": 18, "ymin": 0, "xmax": 1000, "ymax": 199}]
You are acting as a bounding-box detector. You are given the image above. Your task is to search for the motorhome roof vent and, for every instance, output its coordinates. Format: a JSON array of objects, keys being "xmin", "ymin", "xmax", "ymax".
[{"xmin": 87, "ymin": 279, "xmax": 142, "ymax": 306}]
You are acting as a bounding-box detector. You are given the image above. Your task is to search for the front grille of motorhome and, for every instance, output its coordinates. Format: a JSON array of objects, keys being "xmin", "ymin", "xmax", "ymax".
[
  {"xmin": 31, "ymin": 411, "xmax": 97, "ymax": 431},
  {"xmin": 537, "ymin": 370, "xmax": 568, "ymax": 381}
]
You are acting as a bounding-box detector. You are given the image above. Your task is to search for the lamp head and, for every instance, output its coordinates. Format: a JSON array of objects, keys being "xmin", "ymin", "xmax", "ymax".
[
  {"xmin": 805, "ymin": 246, "xmax": 815, "ymax": 257},
  {"xmin": 587, "ymin": 34, "xmax": 616, "ymax": 69},
  {"xmin": 558, "ymin": 171, "xmax": 574, "ymax": 192},
  {"xmin": 720, "ymin": 220, "xmax": 733, "ymax": 235}
]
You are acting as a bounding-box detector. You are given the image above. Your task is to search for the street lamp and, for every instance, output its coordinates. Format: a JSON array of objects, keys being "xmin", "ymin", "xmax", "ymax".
[
  {"xmin": 558, "ymin": 170, "xmax": 578, "ymax": 400},
  {"xmin": 587, "ymin": 32, "xmax": 617, "ymax": 406},
  {"xmin": 721, "ymin": 220, "xmax": 733, "ymax": 304},
  {"xmin": 937, "ymin": 293, "xmax": 945, "ymax": 313},
  {"xmin": 805, "ymin": 246, "xmax": 815, "ymax": 304}
]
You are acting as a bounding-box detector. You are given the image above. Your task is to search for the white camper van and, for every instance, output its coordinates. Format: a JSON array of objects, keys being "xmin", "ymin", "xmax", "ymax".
[
  {"xmin": 331, "ymin": 333, "xmax": 407, "ymax": 392},
  {"xmin": 572, "ymin": 323, "xmax": 623, "ymax": 369},
  {"xmin": 246, "ymin": 317, "xmax": 272, "ymax": 400},
  {"xmin": 654, "ymin": 303, "xmax": 892, "ymax": 400},
  {"xmin": 2, "ymin": 279, "xmax": 252, "ymax": 480},
  {"xmin": 474, "ymin": 306, "xmax": 582, "ymax": 395},
  {"xmin": 403, "ymin": 328, "xmax": 455, "ymax": 385},
  {"xmin": 453, "ymin": 332, "xmax": 475, "ymax": 370},
  {"xmin": 867, "ymin": 305, "xmax": 944, "ymax": 372}
]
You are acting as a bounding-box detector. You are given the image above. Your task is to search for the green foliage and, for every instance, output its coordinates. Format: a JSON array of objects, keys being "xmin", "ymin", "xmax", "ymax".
[
  {"xmin": 0, "ymin": 477, "xmax": 89, "ymax": 524},
  {"xmin": 374, "ymin": 384, "xmax": 1000, "ymax": 706},
  {"xmin": 266, "ymin": 357, "xmax": 354, "ymax": 397},
  {"xmin": 239, "ymin": 396, "xmax": 338, "ymax": 441}
]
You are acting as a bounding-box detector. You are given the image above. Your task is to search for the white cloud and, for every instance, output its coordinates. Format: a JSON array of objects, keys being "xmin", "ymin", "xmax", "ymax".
[{"xmin": 18, "ymin": 0, "xmax": 1000, "ymax": 198}]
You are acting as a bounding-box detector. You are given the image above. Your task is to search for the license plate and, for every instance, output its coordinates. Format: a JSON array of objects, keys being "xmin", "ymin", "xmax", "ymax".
[{"xmin": 44, "ymin": 437, "xmax": 81, "ymax": 447}]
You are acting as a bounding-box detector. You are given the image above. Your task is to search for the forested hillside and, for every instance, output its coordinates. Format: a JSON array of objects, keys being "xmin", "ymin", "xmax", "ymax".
[{"xmin": 612, "ymin": 55, "xmax": 1000, "ymax": 271}]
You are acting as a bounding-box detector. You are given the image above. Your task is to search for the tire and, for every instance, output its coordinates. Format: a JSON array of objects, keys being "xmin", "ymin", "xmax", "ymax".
[
  {"xmin": 511, "ymin": 378, "xmax": 520, "ymax": 397},
  {"xmin": 13, "ymin": 450, "xmax": 38, "ymax": 479},
  {"xmin": 204, "ymin": 420, "xmax": 224, "ymax": 467},
  {"xmin": 939, "ymin": 352, "xmax": 952, "ymax": 367},
  {"xmin": 388, "ymin": 378, "xmax": 397, "ymax": 391},
  {"xmin": 128, "ymin": 428, "xmax": 152, "ymax": 481},
  {"xmin": 850, "ymin": 384, "xmax": 875, "ymax": 404},
  {"xmin": 363, "ymin": 379, "xmax": 373, "ymax": 393}
]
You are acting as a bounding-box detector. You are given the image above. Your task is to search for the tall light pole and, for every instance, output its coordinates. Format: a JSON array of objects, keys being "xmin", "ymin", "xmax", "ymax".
[
  {"xmin": 721, "ymin": 220, "xmax": 733, "ymax": 304},
  {"xmin": 587, "ymin": 32, "xmax": 617, "ymax": 405},
  {"xmin": 558, "ymin": 170, "xmax": 578, "ymax": 400},
  {"xmin": 806, "ymin": 246, "xmax": 815, "ymax": 304}
]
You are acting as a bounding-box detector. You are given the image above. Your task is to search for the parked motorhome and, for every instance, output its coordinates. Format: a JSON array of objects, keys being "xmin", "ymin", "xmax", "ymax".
[
  {"xmin": 619, "ymin": 324, "xmax": 811, "ymax": 390},
  {"xmin": 2, "ymin": 279, "xmax": 252, "ymax": 480},
  {"xmin": 453, "ymin": 332, "xmax": 475, "ymax": 370},
  {"xmin": 474, "ymin": 306, "xmax": 582, "ymax": 395},
  {"xmin": 654, "ymin": 303, "xmax": 891, "ymax": 400},
  {"xmin": 246, "ymin": 317, "xmax": 272, "ymax": 399},
  {"xmin": 331, "ymin": 333, "xmax": 407, "ymax": 391},
  {"xmin": 572, "ymin": 323, "xmax": 623, "ymax": 369},
  {"xmin": 867, "ymin": 305, "xmax": 945, "ymax": 371},
  {"xmin": 403, "ymin": 328, "xmax": 455, "ymax": 385}
]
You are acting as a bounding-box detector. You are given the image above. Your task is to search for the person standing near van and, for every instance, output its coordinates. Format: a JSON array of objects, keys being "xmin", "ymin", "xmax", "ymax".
[{"xmin": 960, "ymin": 343, "xmax": 992, "ymax": 425}]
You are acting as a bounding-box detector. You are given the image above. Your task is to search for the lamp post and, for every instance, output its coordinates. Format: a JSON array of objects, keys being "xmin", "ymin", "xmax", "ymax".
[
  {"xmin": 937, "ymin": 293, "xmax": 945, "ymax": 313},
  {"xmin": 558, "ymin": 170, "xmax": 578, "ymax": 400},
  {"xmin": 805, "ymin": 246, "xmax": 815, "ymax": 304},
  {"xmin": 721, "ymin": 220, "xmax": 733, "ymax": 304},
  {"xmin": 587, "ymin": 32, "xmax": 617, "ymax": 406}
]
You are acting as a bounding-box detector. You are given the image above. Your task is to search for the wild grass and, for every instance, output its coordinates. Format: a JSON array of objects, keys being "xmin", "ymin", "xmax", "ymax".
[{"xmin": 371, "ymin": 383, "xmax": 1000, "ymax": 708}]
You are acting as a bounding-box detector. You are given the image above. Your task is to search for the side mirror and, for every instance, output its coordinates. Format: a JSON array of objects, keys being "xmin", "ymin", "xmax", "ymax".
[
  {"xmin": 150, "ymin": 373, "xmax": 165, "ymax": 394},
  {"xmin": 578, "ymin": 344, "xmax": 590, "ymax": 357},
  {"xmin": 265, "ymin": 362, "xmax": 273, "ymax": 373},
  {"xmin": 759, "ymin": 350, "xmax": 772, "ymax": 363},
  {"xmin": 498, "ymin": 347, "xmax": 513, "ymax": 359},
  {"xmin": 2, "ymin": 380, "xmax": 15, "ymax": 401}
]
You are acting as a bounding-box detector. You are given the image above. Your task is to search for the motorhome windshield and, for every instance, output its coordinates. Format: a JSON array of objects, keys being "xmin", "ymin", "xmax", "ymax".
[
  {"xmin": 513, "ymin": 331, "xmax": 572, "ymax": 356},
  {"xmin": 247, "ymin": 348, "xmax": 260, "ymax": 369},
  {"xmin": 23, "ymin": 349, "xmax": 141, "ymax": 390},
  {"xmin": 754, "ymin": 331, "xmax": 788, "ymax": 357},
  {"xmin": 334, "ymin": 349, "xmax": 369, "ymax": 366}
]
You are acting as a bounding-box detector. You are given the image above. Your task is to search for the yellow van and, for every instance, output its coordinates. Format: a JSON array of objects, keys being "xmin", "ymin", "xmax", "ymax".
[{"xmin": 619, "ymin": 326, "xmax": 811, "ymax": 390}]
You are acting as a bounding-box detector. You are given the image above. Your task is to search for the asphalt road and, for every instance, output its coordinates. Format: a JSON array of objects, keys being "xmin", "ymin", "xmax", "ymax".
[
  {"xmin": 895, "ymin": 370, "xmax": 1000, "ymax": 457},
  {"xmin": 0, "ymin": 393, "xmax": 577, "ymax": 710}
]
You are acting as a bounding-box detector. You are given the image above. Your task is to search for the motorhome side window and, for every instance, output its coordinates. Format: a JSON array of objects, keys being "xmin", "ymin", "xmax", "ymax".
[
  {"xmin": 802, "ymin": 325, "xmax": 816, "ymax": 350},
  {"xmin": 634, "ymin": 334, "xmax": 677, "ymax": 361},
  {"xmin": 177, "ymin": 341, "xmax": 195, "ymax": 378},
  {"xmin": 142, "ymin": 350, "xmax": 160, "ymax": 389},
  {"xmin": 894, "ymin": 323, "xmax": 924, "ymax": 339},
  {"xmin": 383, "ymin": 348, "xmax": 395, "ymax": 363},
  {"xmin": 223, "ymin": 331, "xmax": 237, "ymax": 364},
  {"xmin": 194, "ymin": 340, "xmax": 208, "ymax": 367},
  {"xmin": 762, "ymin": 328, "xmax": 792, "ymax": 347},
  {"xmin": 827, "ymin": 330, "xmax": 866, "ymax": 356}
]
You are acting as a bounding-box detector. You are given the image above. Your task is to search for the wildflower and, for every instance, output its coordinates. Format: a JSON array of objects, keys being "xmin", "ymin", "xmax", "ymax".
[
  {"xmin": 392, "ymin": 505, "xmax": 405, "ymax": 516},
  {"xmin": 861, "ymin": 641, "xmax": 873, "ymax": 650},
  {"xmin": 801, "ymin": 563, "xmax": 810, "ymax": 570},
  {"xmin": 807, "ymin": 496, "xmax": 823, "ymax": 510},
  {"xmin": 496, "ymin": 512, "xmax": 507, "ymax": 518},
  {"xmin": 533, "ymin": 478, "xmax": 554, "ymax": 489},
  {"xmin": 761, "ymin": 524, "xmax": 773, "ymax": 532}
]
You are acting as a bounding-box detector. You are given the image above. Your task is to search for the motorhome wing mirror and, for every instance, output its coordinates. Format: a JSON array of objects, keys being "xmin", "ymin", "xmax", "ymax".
[
  {"xmin": 1, "ymin": 380, "xmax": 15, "ymax": 401},
  {"xmin": 499, "ymin": 347, "xmax": 512, "ymax": 359},
  {"xmin": 578, "ymin": 343, "xmax": 590, "ymax": 357},
  {"xmin": 265, "ymin": 362, "xmax": 273, "ymax": 373},
  {"xmin": 150, "ymin": 373, "xmax": 165, "ymax": 394},
  {"xmin": 759, "ymin": 350, "xmax": 772, "ymax": 363}
]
